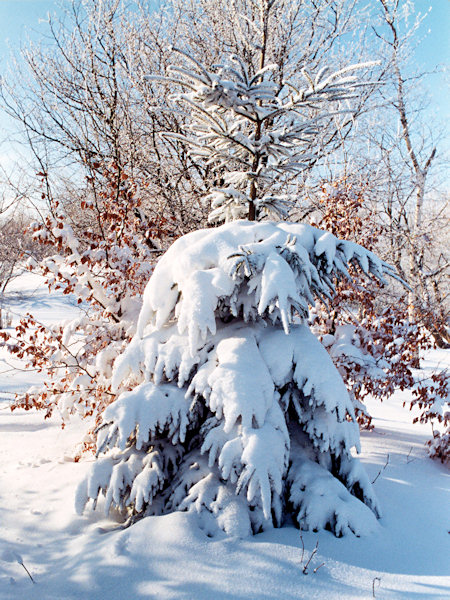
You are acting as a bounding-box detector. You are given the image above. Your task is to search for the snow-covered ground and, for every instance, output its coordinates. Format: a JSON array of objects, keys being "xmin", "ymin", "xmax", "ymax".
[{"xmin": 0, "ymin": 272, "xmax": 449, "ymax": 599}]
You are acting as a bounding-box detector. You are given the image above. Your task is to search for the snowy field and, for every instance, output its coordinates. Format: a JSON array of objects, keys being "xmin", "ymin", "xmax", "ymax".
[{"xmin": 0, "ymin": 272, "xmax": 449, "ymax": 600}]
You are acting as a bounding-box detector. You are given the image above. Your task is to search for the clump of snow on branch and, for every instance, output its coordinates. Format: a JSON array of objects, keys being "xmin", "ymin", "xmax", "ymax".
[{"xmin": 77, "ymin": 221, "xmax": 396, "ymax": 537}]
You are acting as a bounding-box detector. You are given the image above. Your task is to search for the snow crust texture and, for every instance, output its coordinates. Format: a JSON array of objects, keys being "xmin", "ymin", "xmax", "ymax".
[{"xmin": 77, "ymin": 221, "xmax": 396, "ymax": 537}]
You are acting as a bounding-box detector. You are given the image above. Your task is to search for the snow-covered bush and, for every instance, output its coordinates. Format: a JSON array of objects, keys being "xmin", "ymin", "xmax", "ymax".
[
  {"xmin": 3, "ymin": 164, "xmax": 169, "ymax": 435},
  {"xmin": 310, "ymin": 181, "xmax": 449, "ymax": 454},
  {"xmin": 428, "ymin": 427, "xmax": 450, "ymax": 464},
  {"xmin": 76, "ymin": 220, "xmax": 399, "ymax": 536}
]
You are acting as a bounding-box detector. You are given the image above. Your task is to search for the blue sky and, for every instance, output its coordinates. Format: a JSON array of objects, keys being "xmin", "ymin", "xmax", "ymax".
[
  {"xmin": 407, "ymin": 1, "xmax": 450, "ymax": 122},
  {"xmin": 0, "ymin": 1, "xmax": 61, "ymax": 61},
  {"xmin": 0, "ymin": 0, "xmax": 448, "ymax": 162}
]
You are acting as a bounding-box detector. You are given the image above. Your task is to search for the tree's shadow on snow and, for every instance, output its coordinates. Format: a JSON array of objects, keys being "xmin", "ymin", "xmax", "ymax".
[
  {"xmin": 5, "ymin": 290, "xmax": 78, "ymax": 313},
  {"xmin": 0, "ymin": 420, "xmax": 58, "ymax": 433},
  {"xmin": 1, "ymin": 491, "xmax": 448, "ymax": 600}
]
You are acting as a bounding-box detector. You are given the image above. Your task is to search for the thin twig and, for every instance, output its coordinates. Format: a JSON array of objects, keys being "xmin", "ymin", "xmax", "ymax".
[
  {"xmin": 19, "ymin": 561, "xmax": 35, "ymax": 584},
  {"xmin": 406, "ymin": 446, "xmax": 416, "ymax": 464},
  {"xmin": 313, "ymin": 562, "xmax": 325, "ymax": 573},
  {"xmin": 302, "ymin": 541, "xmax": 319, "ymax": 574},
  {"xmin": 372, "ymin": 453, "xmax": 390, "ymax": 484},
  {"xmin": 299, "ymin": 533, "xmax": 305, "ymax": 564},
  {"xmin": 372, "ymin": 576, "xmax": 381, "ymax": 598}
]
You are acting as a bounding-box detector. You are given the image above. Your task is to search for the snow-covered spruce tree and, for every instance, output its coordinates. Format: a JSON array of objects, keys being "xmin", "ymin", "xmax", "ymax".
[
  {"xmin": 75, "ymin": 48, "xmax": 395, "ymax": 535},
  {"xmin": 76, "ymin": 220, "xmax": 401, "ymax": 536}
]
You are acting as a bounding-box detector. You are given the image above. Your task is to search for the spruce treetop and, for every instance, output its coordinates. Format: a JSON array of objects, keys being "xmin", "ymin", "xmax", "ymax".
[{"xmin": 153, "ymin": 48, "xmax": 376, "ymax": 222}]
